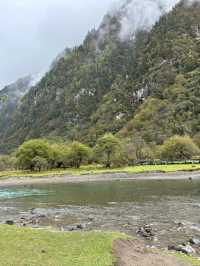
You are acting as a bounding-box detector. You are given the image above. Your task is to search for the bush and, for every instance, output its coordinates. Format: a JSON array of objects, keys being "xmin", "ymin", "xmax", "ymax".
[
  {"xmin": 160, "ymin": 135, "xmax": 200, "ymax": 161},
  {"xmin": 0, "ymin": 155, "xmax": 16, "ymax": 171},
  {"xmin": 16, "ymin": 139, "xmax": 52, "ymax": 170}
]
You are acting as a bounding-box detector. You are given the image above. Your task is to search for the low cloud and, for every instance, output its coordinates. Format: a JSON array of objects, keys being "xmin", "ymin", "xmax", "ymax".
[
  {"xmin": 0, "ymin": 0, "xmax": 114, "ymax": 88},
  {"xmin": 118, "ymin": 0, "xmax": 180, "ymax": 40}
]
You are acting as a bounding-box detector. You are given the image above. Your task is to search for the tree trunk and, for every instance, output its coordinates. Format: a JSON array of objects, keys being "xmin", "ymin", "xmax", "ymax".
[{"xmin": 106, "ymin": 151, "xmax": 111, "ymax": 168}]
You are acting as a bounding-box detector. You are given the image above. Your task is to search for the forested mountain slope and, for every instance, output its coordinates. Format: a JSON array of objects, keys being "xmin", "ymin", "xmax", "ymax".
[
  {"xmin": 1, "ymin": 1, "xmax": 200, "ymax": 153},
  {"xmin": 120, "ymin": 2, "xmax": 200, "ymax": 144},
  {"xmin": 0, "ymin": 76, "xmax": 32, "ymax": 152}
]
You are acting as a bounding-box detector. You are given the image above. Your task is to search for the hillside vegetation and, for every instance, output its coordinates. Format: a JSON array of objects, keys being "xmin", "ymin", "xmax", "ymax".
[{"xmin": 0, "ymin": 2, "xmax": 200, "ymax": 154}]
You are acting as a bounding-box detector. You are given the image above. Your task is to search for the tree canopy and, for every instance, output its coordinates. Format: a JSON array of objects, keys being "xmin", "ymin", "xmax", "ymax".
[
  {"xmin": 16, "ymin": 139, "xmax": 52, "ymax": 170},
  {"xmin": 95, "ymin": 133, "xmax": 122, "ymax": 168}
]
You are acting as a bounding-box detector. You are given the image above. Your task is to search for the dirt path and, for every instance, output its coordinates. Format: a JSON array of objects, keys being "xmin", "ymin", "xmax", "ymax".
[
  {"xmin": 0, "ymin": 170, "xmax": 200, "ymax": 187},
  {"xmin": 113, "ymin": 239, "xmax": 189, "ymax": 266}
]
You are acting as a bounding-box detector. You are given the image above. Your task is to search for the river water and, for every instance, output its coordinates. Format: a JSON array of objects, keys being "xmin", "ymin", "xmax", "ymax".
[{"xmin": 1, "ymin": 179, "xmax": 200, "ymax": 248}]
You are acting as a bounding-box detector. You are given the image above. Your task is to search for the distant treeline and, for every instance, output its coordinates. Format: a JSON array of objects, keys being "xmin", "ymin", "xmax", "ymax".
[{"xmin": 0, "ymin": 134, "xmax": 200, "ymax": 172}]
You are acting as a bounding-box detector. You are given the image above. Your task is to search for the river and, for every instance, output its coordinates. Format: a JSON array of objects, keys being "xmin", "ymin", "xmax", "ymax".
[{"xmin": 1, "ymin": 179, "xmax": 200, "ymax": 248}]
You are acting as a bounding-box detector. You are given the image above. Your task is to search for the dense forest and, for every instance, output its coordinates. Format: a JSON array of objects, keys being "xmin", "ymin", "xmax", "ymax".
[{"xmin": 0, "ymin": 1, "xmax": 200, "ymax": 156}]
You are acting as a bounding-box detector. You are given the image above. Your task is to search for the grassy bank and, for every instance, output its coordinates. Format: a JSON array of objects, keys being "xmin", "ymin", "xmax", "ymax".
[
  {"xmin": 0, "ymin": 163, "xmax": 200, "ymax": 179},
  {"xmin": 0, "ymin": 226, "xmax": 199, "ymax": 266},
  {"xmin": 0, "ymin": 225, "xmax": 125, "ymax": 266}
]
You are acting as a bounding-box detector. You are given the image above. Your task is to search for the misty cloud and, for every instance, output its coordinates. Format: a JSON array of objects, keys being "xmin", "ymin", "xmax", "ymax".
[
  {"xmin": 0, "ymin": 0, "xmax": 114, "ymax": 88},
  {"xmin": 118, "ymin": 0, "xmax": 180, "ymax": 40},
  {"xmin": 0, "ymin": 0, "xmax": 198, "ymax": 88}
]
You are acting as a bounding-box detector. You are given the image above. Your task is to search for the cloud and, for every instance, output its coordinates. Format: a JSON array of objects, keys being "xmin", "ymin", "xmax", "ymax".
[
  {"xmin": 118, "ymin": 0, "xmax": 180, "ymax": 40},
  {"xmin": 0, "ymin": 0, "xmax": 198, "ymax": 87},
  {"xmin": 0, "ymin": 0, "xmax": 114, "ymax": 87},
  {"xmin": 118, "ymin": 0, "xmax": 200, "ymax": 40}
]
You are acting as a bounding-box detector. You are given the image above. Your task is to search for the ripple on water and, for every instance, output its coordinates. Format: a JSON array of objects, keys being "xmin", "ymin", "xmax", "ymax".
[{"xmin": 0, "ymin": 189, "xmax": 47, "ymax": 199}]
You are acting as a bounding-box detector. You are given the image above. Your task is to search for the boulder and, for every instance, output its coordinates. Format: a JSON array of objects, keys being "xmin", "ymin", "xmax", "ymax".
[
  {"xmin": 5, "ymin": 220, "xmax": 14, "ymax": 225},
  {"xmin": 168, "ymin": 244, "xmax": 195, "ymax": 255},
  {"xmin": 189, "ymin": 237, "xmax": 200, "ymax": 246},
  {"xmin": 137, "ymin": 224, "xmax": 155, "ymax": 238}
]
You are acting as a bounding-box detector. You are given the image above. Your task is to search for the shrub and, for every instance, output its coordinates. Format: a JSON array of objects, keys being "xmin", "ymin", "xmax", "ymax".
[
  {"xmin": 160, "ymin": 135, "xmax": 200, "ymax": 161},
  {"xmin": 0, "ymin": 155, "xmax": 16, "ymax": 171},
  {"xmin": 16, "ymin": 139, "xmax": 52, "ymax": 170}
]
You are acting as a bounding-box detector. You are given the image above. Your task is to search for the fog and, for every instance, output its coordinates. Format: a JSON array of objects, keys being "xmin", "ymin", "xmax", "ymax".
[
  {"xmin": 0, "ymin": 0, "xmax": 197, "ymax": 88},
  {"xmin": 118, "ymin": 0, "xmax": 180, "ymax": 40},
  {"xmin": 0, "ymin": 0, "xmax": 114, "ymax": 87}
]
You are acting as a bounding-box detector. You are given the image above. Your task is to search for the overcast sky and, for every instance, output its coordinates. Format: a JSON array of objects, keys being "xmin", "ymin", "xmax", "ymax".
[{"xmin": 0, "ymin": 0, "xmax": 115, "ymax": 88}]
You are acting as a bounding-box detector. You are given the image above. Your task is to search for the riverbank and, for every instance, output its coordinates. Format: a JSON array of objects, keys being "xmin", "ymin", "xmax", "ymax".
[
  {"xmin": 1, "ymin": 164, "xmax": 200, "ymax": 178},
  {"xmin": 113, "ymin": 239, "xmax": 200, "ymax": 266},
  {"xmin": 0, "ymin": 169, "xmax": 200, "ymax": 187},
  {"xmin": 0, "ymin": 225, "xmax": 198, "ymax": 266},
  {"xmin": 0, "ymin": 225, "xmax": 124, "ymax": 266}
]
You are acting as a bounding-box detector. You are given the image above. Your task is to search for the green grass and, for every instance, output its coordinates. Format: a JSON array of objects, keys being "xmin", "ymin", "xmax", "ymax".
[
  {"xmin": 0, "ymin": 225, "xmax": 126, "ymax": 266},
  {"xmin": 1, "ymin": 163, "xmax": 200, "ymax": 179},
  {"xmin": 176, "ymin": 253, "xmax": 200, "ymax": 266},
  {"xmin": 0, "ymin": 225, "xmax": 199, "ymax": 266}
]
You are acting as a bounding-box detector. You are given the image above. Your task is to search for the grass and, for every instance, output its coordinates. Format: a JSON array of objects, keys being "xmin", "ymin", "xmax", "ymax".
[
  {"xmin": 176, "ymin": 253, "xmax": 200, "ymax": 266},
  {"xmin": 1, "ymin": 163, "xmax": 200, "ymax": 179},
  {"xmin": 0, "ymin": 225, "xmax": 199, "ymax": 266},
  {"xmin": 0, "ymin": 225, "xmax": 126, "ymax": 266}
]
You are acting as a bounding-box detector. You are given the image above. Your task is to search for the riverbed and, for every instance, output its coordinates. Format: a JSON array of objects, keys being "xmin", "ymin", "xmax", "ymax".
[{"xmin": 1, "ymin": 178, "xmax": 200, "ymax": 250}]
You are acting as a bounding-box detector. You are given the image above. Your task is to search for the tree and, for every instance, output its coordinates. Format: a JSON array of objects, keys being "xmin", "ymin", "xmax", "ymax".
[
  {"xmin": 32, "ymin": 156, "xmax": 48, "ymax": 171},
  {"xmin": 49, "ymin": 144, "xmax": 70, "ymax": 168},
  {"xmin": 160, "ymin": 135, "xmax": 200, "ymax": 161},
  {"xmin": 68, "ymin": 142, "xmax": 91, "ymax": 168},
  {"xmin": 0, "ymin": 155, "xmax": 16, "ymax": 171},
  {"xmin": 16, "ymin": 139, "xmax": 51, "ymax": 170},
  {"xmin": 95, "ymin": 133, "xmax": 122, "ymax": 168}
]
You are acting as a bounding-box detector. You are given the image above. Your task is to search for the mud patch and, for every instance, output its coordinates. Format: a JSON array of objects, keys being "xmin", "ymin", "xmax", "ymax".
[{"xmin": 113, "ymin": 239, "xmax": 189, "ymax": 266}]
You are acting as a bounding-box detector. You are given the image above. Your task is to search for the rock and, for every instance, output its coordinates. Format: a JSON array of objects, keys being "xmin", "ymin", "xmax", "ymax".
[
  {"xmin": 37, "ymin": 214, "xmax": 46, "ymax": 218},
  {"xmin": 5, "ymin": 220, "xmax": 14, "ymax": 225},
  {"xmin": 137, "ymin": 224, "xmax": 155, "ymax": 239},
  {"xmin": 88, "ymin": 215, "xmax": 94, "ymax": 222},
  {"xmin": 30, "ymin": 208, "xmax": 35, "ymax": 215},
  {"xmin": 144, "ymin": 224, "xmax": 153, "ymax": 233},
  {"xmin": 64, "ymin": 223, "xmax": 86, "ymax": 231},
  {"xmin": 76, "ymin": 224, "xmax": 86, "ymax": 230},
  {"xmin": 189, "ymin": 237, "xmax": 200, "ymax": 245},
  {"xmin": 66, "ymin": 226, "xmax": 77, "ymax": 231},
  {"xmin": 168, "ymin": 244, "xmax": 195, "ymax": 255},
  {"xmin": 177, "ymin": 222, "xmax": 184, "ymax": 227}
]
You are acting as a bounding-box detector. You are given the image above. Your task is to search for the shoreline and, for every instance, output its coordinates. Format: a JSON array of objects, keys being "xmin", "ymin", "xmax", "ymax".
[{"xmin": 0, "ymin": 170, "xmax": 200, "ymax": 187}]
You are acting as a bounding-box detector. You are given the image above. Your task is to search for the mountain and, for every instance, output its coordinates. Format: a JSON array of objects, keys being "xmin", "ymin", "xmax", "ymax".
[
  {"xmin": 120, "ymin": 1, "xmax": 200, "ymax": 144},
  {"xmin": 0, "ymin": 0, "xmax": 200, "ymax": 153},
  {"xmin": 0, "ymin": 76, "xmax": 32, "ymax": 109},
  {"xmin": 0, "ymin": 76, "xmax": 32, "ymax": 152}
]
